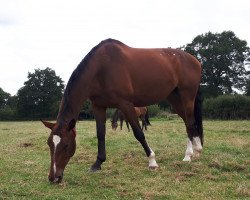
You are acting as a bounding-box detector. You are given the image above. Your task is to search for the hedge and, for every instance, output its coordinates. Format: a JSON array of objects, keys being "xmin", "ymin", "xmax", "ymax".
[{"xmin": 203, "ymin": 95, "xmax": 250, "ymax": 119}]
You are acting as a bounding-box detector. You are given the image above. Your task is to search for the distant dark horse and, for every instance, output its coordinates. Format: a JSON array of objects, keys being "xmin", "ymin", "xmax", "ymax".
[
  {"xmin": 111, "ymin": 107, "xmax": 150, "ymax": 131},
  {"xmin": 41, "ymin": 39, "xmax": 203, "ymax": 183}
]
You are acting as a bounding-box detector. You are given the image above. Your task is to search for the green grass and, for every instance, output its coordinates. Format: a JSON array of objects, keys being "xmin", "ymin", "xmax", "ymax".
[{"xmin": 0, "ymin": 119, "xmax": 249, "ymax": 199}]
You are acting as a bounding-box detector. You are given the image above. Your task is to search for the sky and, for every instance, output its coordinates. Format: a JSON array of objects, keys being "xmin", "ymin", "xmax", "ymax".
[{"xmin": 1, "ymin": 0, "xmax": 250, "ymax": 95}]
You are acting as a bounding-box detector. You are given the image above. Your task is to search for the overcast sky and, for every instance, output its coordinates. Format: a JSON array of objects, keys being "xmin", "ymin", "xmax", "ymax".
[{"xmin": 1, "ymin": 0, "xmax": 250, "ymax": 95}]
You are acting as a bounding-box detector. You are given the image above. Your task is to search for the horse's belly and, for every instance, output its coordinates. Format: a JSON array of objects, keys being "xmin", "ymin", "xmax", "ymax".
[{"xmin": 130, "ymin": 79, "xmax": 176, "ymax": 106}]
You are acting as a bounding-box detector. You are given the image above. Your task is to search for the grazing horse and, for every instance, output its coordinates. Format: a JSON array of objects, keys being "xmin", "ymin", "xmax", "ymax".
[
  {"xmin": 41, "ymin": 39, "xmax": 203, "ymax": 183},
  {"xmin": 111, "ymin": 107, "xmax": 150, "ymax": 131},
  {"xmin": 111, "ymin": 109, "xmax": 130, "ymax": 131}
]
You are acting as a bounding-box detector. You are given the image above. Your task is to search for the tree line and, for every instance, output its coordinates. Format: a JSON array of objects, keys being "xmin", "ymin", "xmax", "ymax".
[{"xmin": 0, "ymin": 31, "xmax": 250, "ymax": 120}]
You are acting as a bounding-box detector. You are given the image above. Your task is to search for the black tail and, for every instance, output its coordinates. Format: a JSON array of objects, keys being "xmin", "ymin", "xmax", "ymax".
[
  {"xmin": 145, "ymin": 109, "xmax": 151, "ymax": 126},
  {"xmin": 194, "ymin": 86, "xmax": 203, "ymax": 145}
]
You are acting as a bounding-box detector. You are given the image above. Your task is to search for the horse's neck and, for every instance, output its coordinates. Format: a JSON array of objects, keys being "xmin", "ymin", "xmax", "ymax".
[
  {"xmin": 57, "ymin": 77, "xmax": 91, "ymax": 124},
  {"xmin": 56, "ymin": 51, "xmax": 100, "ymax": 125},
  {"xmin": 56, "ymin": 99, "xmax": 80, "ymax": 124}
]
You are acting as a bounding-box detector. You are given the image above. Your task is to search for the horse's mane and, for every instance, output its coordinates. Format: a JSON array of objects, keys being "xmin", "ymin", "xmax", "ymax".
[
  {"xmin": 64, "ymin": 39, "xmax": 123, "ymax": 99},
  {"xmin": 60, "ymin": 39, "xmax": 124, "ymax": 119}
]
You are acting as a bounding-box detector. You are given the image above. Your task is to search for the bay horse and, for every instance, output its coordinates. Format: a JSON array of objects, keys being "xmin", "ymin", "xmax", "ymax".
[
  {"xmin": 41, "ymin": 38, "xmax": 203, "ymax": 183},
  {"xmin": 111, "ymin": 107, "xmax": 149, "ymax": 131},
  {"xmin": 111, "ymin": 109, "xmax": 130, "ymax": 131}
]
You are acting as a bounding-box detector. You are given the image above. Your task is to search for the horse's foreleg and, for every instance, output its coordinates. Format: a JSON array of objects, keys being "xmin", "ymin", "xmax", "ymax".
[
  {"xmin": 119, "ymin": 102, "xmax": 158, "ymax": 169},
  {"xmin": 91, "ymin": 105, "xmax": 107, "ymax": 171}
]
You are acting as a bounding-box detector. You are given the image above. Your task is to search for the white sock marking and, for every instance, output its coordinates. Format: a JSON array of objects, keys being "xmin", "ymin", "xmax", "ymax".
[
  {"xmin": 53, "ymin": 135, "xmax": 61, "ymax": 175},
  {"xmin": 148, "ymin": 148, "xmax": 159, "ymax": 168},
  {"xmin": 193, "ymin": 137, "xmax": 202, "ymax": 152},
  {"xmin": 183, "ymin": 139, "xmax": 193, "ymax": 162}
]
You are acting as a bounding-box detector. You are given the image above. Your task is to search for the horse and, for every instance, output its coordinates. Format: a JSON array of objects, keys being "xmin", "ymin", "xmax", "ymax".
[
  {"xmin": 111, "ymin": 107, "xmax": 150, "ymax": 131},
  {"xmin": 41, "ymin": 38, "xmax": 203, "ymax": 183},
  {"xmin": 111, "ymin": 109, "xmax": 130, "ymax": 131}
]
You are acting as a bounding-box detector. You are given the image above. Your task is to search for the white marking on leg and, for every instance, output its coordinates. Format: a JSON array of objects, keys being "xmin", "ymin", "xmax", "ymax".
[
  {"xmin": 193, "ymin": 137, "xmax": 202, "ymax": 151},
  {"xmin": 183, "ymin": 139, "xmax": 193, "ymax": 162},
  {"xmin": 53, "ymin": 135, "xmax": 61, "ymax": 175},
  {"xmin": 148, "ymin": 148, "xmax": 159, "ymax": 169},
  {"xmin": 192, "ymin": 137, "xmax": 202, "ymax": 157}
]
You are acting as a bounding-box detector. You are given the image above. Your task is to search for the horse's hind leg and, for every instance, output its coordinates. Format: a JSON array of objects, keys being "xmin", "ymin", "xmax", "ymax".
[
  {"xmin": 167, "ymin": 88, "xmax": 202, "ymax": 161},
  {"xmin": 179, "ymin": 89, "xmax": 203, "ymax": 161},
  {"xmin": 119, "ymin": 101, "xmax": 158, "ymax": 169},
  {"xmin": 167, "ymin": 91, "xmax": 193, "ymax": 161}
]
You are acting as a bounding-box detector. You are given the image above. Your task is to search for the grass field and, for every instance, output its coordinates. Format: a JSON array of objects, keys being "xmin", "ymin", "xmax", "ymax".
[{"xmin": 0, "ymin": 118, "xmax": 249, "ymax": 199}]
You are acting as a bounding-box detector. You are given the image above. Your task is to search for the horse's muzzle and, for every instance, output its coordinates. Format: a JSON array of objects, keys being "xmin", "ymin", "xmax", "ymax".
[{"xmin": 48, "ymin": 174, "xmax": 63, "ymax": 183}]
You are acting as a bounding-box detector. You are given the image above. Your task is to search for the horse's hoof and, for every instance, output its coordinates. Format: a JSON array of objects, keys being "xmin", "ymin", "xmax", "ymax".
[
  {"xmin": 90, "ymin": 165, "xmax": 101, "ymax": 172},
  {"xmin": 149, "ymin": 162, "xmax": 159, "ymax": 170},
  {"xmin": 149, "ymin": 165, "xmax": 159, "ymax": 170},
  {"xmin": 182, "ymin": 155, "xmax": 192, "ymax": 162}
]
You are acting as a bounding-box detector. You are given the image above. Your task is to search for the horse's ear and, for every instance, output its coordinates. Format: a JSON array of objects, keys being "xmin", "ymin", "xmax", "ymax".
[
  {"xmin": 67, "ymin": 119, "xmax": 76, "ymax": 131},
  {"xmin": 41, "ymin": 119, "xmax": 55, "ymax": 130}
]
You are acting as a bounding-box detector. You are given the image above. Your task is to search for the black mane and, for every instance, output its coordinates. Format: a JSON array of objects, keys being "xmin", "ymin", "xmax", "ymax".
[{"xmin": 60, "ymin": 39, "xmax": 123, "ymax": 119}]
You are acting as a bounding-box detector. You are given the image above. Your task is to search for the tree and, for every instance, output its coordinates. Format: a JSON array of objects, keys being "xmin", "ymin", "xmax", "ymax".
[
  {"xmin": 185, "ymin": 31, "xmax": 250, "ymax": 97},
  {"xmin": 17, "ymin": 68, "xmax": 64, "ymax": 119},
  {"xmin": 78, "ymin": 100, "xmax": 94, "ymax": 119},
  {"xmin": 246, "ymin": 79, "xmax": 250, "ymax": 96},
  {"xmin": 0, "ymin": 88, "xmax": 10, "ymax": 109},
  {"xmin": 0, "ymin": 88, "xmax": 16, "ymax": 120}
]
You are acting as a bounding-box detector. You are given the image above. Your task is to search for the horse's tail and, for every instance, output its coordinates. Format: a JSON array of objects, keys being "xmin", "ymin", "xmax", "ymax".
[
  {"xmin": 194, "ymin": 86, "xmax": 203, "ymax": 146},
  {"xmin": 145, "ymin": 109, "xmax": 151, "ymax": 126}
]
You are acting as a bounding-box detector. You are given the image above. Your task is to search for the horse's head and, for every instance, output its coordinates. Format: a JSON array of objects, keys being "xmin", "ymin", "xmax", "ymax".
[
  {"xmin": 41, "ymin": 119, "xmax": 76, "ymax": 183},
  {"xmin": 111, "ymin": 120, "xmax": 118, "ymax": 130}
]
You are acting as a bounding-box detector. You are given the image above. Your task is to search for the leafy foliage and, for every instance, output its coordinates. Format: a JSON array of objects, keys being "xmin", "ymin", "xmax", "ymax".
[
  {"xmin": 17, "ymin": 68, "xmax": 64, "ymax": 119},
  {"xmin": 185, "ymin": 31, "xmax": 250, "ymax": 97},
  {"xmin": 245, "ymin": 79, "xmax": 250, "ymax": 96},
  {"xmin": 0, "ymin": 88, "xmax": 10, "ymax": 109},
  {"xmin": 78, "ymin": 100, "xmax": 94, "ymax": 119},
  {"xmin": 203, "ymin": 95, "xmax": 250, "ymax": 119},
  {"xmin": 0, "ymin": 88, "xmax": 17, "ymax": 120}
]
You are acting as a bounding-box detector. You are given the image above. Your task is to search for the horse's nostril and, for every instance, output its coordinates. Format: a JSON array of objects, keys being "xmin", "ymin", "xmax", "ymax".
[
  {"xmin": 54, "ymin": 175, "xmax": 63, "ymax": 183},
  {"xmin": 48, "ymin": 176, "xmax": 54, "ymax": 182}
]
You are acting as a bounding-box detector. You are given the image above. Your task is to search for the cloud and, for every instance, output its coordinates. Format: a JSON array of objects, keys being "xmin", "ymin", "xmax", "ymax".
[{"xmin": 0, "ymin": 0, "xmax": 250, "ymax": 95}]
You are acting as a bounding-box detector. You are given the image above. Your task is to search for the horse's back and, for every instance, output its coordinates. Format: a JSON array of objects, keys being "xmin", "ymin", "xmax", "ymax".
[
  {"xmin": 100, "ymin": 41, "xmax": 201, "ymax": 86},
  {"xmin": 91, "ymin": 40, "xmax": 201, "ymax": 106}
]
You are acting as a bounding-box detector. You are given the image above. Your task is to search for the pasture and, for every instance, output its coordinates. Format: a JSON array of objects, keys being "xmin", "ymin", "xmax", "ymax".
[{"xmin": 0, "ymin": 119, "xmax": 249, "ymax": 199}]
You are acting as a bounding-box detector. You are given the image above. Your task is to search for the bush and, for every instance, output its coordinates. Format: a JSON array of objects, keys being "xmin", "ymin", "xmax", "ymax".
[
  {"xmin": 203, "ymin": 95, "xmax": 250, "ymax": 119},
  {"xmin": 147, "ymin": 104, "xmax": 161, "ymax": 117},
  {"xmin": 0, "ymin": 106, "xmax": 17, "ymax": 120}
]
